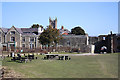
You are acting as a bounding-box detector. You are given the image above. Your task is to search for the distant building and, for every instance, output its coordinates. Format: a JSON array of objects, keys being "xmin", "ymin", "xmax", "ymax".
[
  {"xmin": 59, "ymin": 26, "xmax": 70, "ymax": 35},
  {"xmin": 49, "ymin": 17, "xmax": 57, "ymax": 29}
]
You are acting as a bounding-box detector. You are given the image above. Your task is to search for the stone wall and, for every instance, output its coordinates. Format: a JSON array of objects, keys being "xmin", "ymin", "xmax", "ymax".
[
  {"xmin": 5, "ymin": 27, "xmax": 21, "ymax": 48},
  {"xmin": 59, "ymin": 35, "xmax": 89, "ymax": 53},
  {"xmin": 21, "ymin": 35, "xmax": 41, "ymax": 49},
  {"xmin": 106, "ymin": 34, "xmax": 118, "ymax": 53},
  {"xmin": 0, "ymin": 29, "xmax": 5, "ymax": 44},
  {"xmin": 89, "ymin": 36, "xmax": 98, "ymax": 45}
]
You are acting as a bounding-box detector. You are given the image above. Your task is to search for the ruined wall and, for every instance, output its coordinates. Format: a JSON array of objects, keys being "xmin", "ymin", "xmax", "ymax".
[
  {"xmin": 59, "ymin": 35, "xmax": 89, "ymax": 52},
  {"xmin": 117, "ymin": 36, "xmax": 120, "ymax": 52},
  {"xmin": 92, "ymin": 34, "xmax": 118, "ymax": 53},
  {"xmin": 106, "ymin": 34, "xmax": 118, "ymax": 53},
  {"xmin": 89, "ymin": 37, "xmax": 98, "ymax": 45}
]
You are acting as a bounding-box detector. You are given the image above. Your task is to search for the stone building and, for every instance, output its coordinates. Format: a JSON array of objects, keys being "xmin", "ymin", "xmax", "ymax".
[
  {"xmin": 49, "ymin": 17, "xmax": 57, "ymax": 29},
  {"xmin": 59, "ymin": 34, "xmax": 92, "ymax": 53},
  {"xmin": 88, "ymin": 32, "xmax": 119, "ymax": 53},
  {"xmin": 58, "ymin": 31, "xmax": 120, "ymax": 53},
  {"xmin": 0, "ymin": 17, "xmax": 119, "ymax": 53},
  {"xmin": 59, "ymin": 26, "xmax": 70, "ymax": 35},
  {"xmin": 0, "ymin": 26, "xmax": 44, "ymax": 52}
]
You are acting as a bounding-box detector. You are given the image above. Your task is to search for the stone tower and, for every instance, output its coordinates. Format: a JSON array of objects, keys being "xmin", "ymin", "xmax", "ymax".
[{"xmin": 49, "ymin": 17, "xmax": 57, "ymax": 29}]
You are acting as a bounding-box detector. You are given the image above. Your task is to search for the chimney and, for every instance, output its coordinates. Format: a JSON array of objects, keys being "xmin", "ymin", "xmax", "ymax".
[
  {"xmin": 38, "ymin": 26, "xmax": 44, "ymax": 34},
  {"xmin": 61, "ymin": 26, "xmax": 64, "ymax": 30}
]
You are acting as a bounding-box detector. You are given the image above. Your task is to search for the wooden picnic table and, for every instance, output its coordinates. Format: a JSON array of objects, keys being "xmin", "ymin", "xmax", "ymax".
[
  {"xmin": 44, "ymin": 54, "xmax": 58, "ymax": 59},
  {"xmin": 44, "ymin": 54, "xmax": 71, "ymax": 60}
]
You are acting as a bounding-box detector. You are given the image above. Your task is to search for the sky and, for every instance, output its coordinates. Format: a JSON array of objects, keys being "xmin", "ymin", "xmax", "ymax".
[{"xmin": 1, "ymin": 2, "xmax": 118, "ymax": 36}]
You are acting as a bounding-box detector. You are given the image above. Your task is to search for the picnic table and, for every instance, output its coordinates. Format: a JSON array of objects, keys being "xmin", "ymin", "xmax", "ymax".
[
  {"xmin": 11, "ymin": 57, "xmax": 28, "ymax": 62},
  {"xmin": 43, "ymin": 54, "xmax": 71, "ymax": 60},
  {"xmin": 11, "ymin": 54, "xmax": 37, "ymax": 63},
  {"xmin": 44, "ymin": 54, "xmax": 58, "ymax": 59}
]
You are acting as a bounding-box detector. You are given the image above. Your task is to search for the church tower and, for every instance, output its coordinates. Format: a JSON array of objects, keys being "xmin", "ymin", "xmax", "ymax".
[{"xmin": 49, "ymin": 17, "xmax": 57, "ymax": 29}]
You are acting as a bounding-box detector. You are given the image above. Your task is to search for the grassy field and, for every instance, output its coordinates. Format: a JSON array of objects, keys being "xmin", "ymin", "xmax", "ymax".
[{"xmin": 2, "ymin": 53, "xmax": 118, "ymax": 78}]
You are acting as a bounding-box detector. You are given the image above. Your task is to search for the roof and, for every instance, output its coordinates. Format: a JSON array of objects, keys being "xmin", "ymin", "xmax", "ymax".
[
  {"xmin": 62, "ymin": 34, "xmax": 87, "ymax": 38},
  {"xmin": 59, "ymin": 28, "xmax": 70, "ymax": 35},
  {"xmin": 16, "ymin": 28, "xmax": 23, "ymax": 34},
  {"xmin": 21, "ymin": 33, "xmax": 37, "ymax": 36},
  {"xmin": 1, "ymin": 27, "xmax": 39, "ymax": 36},
  {"xmin": 1, "ymin": 28, "xmax": 9, "ymax": 33},
  {"xmin": 21, "ymin": 28, "xmax": 38, "ymax": 33}
]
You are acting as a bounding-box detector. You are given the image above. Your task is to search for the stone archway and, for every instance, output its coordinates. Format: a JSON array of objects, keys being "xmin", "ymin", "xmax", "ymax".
[{"xmin": 100, "ymin": 46, "xmax": 107, "ymax": 53}]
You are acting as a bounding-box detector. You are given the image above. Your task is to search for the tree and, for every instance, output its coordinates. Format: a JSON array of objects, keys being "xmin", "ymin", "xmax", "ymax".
[
  {"xmin": 38, "ymin": 25, "xmax": 62, "ymax": 47},
  {"xmin": 71, "ymin": 26, "xmax": 85, "ymax": 35},
  {"xmin": 31, "ymin": 24, "xmax": 43, "ymax": 28}
]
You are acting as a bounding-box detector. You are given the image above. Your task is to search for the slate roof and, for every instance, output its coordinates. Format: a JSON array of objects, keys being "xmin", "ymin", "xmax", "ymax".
[
  {"xmin": 1, "ymin": 28, "xmax": 9, "ymax": 33},
  {"xmin": 21, "ymin": 33, "xmax": 37, "ymax": 36},
  {"xmin": 62, "ymin": 34, "xmax": 87, "ymax": 38},
  {"xmin": 16, "ymin": 28, "xmax": 23, "ymax": 34},
  {"xmin": 1, "ymin": 27, "xmax": 38, "ymax": 36},
  {"xmin": 21, "ymin": 28, "xmax": 38, "ymax": 33}
]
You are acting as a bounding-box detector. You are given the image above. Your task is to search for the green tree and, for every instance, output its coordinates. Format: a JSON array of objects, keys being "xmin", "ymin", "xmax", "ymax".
[
  {"xmin": 52, "ymin": 28, "xmax": 63, "ymax": 46},
  {"xmin": 71, "ymin": 26, "xmax": 85, "ymax": 35},
  {"xmin": 31, "ymin": 24, "xmax": 43, "ymax": 28},
  {"xmin": 38, "ymin": 25, "xmax": 62, "ymax": 47}
]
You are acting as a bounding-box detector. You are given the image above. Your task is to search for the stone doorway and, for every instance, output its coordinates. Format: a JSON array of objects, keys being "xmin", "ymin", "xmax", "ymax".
[
  {"xmin": 10, "ymin": 44, "xmax": 15, "ymax": 51},
  {"xmin": 3, "ymin": 46, "xmax": 7, "ymax": 51}
]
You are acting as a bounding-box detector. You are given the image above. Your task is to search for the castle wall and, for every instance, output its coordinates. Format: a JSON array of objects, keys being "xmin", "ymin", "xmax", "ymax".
[
  {"xmin": 59, "ymin": 35, "xmax": 89, "ymax": 52},
  {"xmin": 89, "ymin": 37, "xmax": 98, "ymax": 45}
]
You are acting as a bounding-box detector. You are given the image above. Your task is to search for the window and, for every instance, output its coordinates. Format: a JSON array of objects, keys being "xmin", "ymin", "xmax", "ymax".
[
  {"xmin": 103, "ymin": 37, "xmax": 105, "ymax": 40},
  {"xmin": 32, "ymin": 44, "xmax": 34, "ymax": 49},
  {"xmin": 30, "ymin": 37, "xmax": 34, "ymax": 42},
  {"xmin": 22, "ymin": 44, "xmax": 25, "ymax": 48},
  {"xmin": 11, "ymin": 31, "xmax": 15, "ymax": 34},
  {"xmin": 30, "ymin": 44, "xmax": 34, "ymax": 49},
  {"xmin": 23, "ymin": 32, "xmax": 30, "ymax": 34},
  {"xmin": 30, "ymin": 44, "xmax": 31, "ymax": 49},
  {"xmin": 0, "ymin": 37, "xmax": 1, "ymax": 42},
  {"xmin": 11, "ymin": 37, "xmax": 15, "ymax": 42},
  {"xmin": 67, "ymin": 41, "xmax": 70, "ymax": 46},
  {"xmin": 22, "ymin": 37, "xmax": 25, "ymax": 42}
]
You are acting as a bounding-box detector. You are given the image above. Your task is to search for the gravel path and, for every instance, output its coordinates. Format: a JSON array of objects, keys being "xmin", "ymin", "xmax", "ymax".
[{"xmin": 45, "ymin": 53, "xmax": 99, "ymax": 56}]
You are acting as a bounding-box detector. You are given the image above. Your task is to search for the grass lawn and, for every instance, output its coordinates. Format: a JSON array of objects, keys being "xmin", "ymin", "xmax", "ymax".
[{"xmin": 2, "ymin": 53, "xmax": 118, "ymax": 78}]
